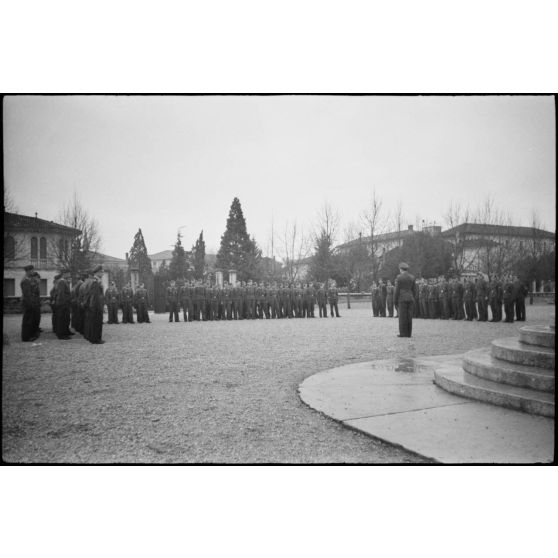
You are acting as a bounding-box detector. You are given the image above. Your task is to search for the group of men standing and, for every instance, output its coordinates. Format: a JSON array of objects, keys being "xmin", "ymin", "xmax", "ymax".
[
  {"xmin": 20, "ymin": 264, "xmax": 106, "ymax": 344},
  {"xmin": 164, "ymin": 279, "xmax": 341, "ymax": 322},
  {"xmin": 414, "ymin": 273, "xmax": 528, "ymax": 323},
  {"xmin": 104, "ymin": 281, "xmax": 151, "ymax": 324},
  {"xmin": 369, "ymin": 279, "xmax": 396, "ymax": 317}
]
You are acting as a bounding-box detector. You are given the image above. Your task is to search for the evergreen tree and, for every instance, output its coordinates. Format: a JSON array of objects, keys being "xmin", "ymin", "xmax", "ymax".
[
  {"xmin": 216, "ymin": 198, "xmax": 262, "ymax": 281},
  {"xmin": 128, "ymin": 228, "xmax": 153, "ymax": 286},
  {"xmin": 169, "ymin": 232, "xmax": 188, "ymax": 280},
  {"xmin": 192, "ymin": 230, "xmax": 206, "ymax": 280},
  {"xmin": 309, "ymin": 232, "xmax": 334, "ymax": 283}
]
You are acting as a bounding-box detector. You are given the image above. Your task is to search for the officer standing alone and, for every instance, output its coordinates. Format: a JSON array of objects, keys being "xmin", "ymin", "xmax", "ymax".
[{"xmin": 394, "ymin": 262, "xmax": 417, "ymax": 338}]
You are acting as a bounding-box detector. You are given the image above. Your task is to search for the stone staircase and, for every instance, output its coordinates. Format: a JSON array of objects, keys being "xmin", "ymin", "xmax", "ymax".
[{"xmin": 433, "ymin": 325, "xmax": 555, "ymax": 418}]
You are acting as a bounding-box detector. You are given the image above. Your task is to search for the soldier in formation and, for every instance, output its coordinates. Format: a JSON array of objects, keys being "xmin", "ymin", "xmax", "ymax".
[
  {"xmin": 20, "ymin": 264, "xmax": 42, "ymax": 342},
  {"xmin": 105, "ymin": 281, "xmax": 120, "ymax": 324}
]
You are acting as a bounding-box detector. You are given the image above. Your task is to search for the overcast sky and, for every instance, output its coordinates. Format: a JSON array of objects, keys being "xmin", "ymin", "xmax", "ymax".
[{"xmin": 4, "ymin": 95, "xmax": 555, "ymax": 259}]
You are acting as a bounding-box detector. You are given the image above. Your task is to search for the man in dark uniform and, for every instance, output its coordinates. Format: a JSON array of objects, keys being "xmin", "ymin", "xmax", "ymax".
[
  {"xmin": 438, "ymin": 277, "xmax": 450, "ymax": 320},
  {"xmin": 303, "ymin": 282, "xmax": 313, "ymax": 318},
  {"xmin": 316, "ymin": 282, "xmax": 327, "ymax": 318},
  {"xmin": 489, "ymin": 274, "xmax": 503, "ymax": 322},
  {"xmin": 245, "ymin": 280, "xmax": 256, "ymax": 319},
  {"xmin": 394, "ymin": 262, "xmax": 417, "ymax": 338},
  {"xmin": 476, "ymin": 273, "xmax": 489, "ymax": 321},
  {"xmin": 463, "ymin": 277, "xmax": 475, "ymax": 321},
  {"xmin": 166, "ymin": 280, "xmax": 180, "ymax": 322},
  {"xmin": 255, "ymin": 281, "xmax": 265, "ymax": 319},
  {"xmin": 240, "ymin": 280, "xmax": 248, "ymax": 319},
  {"xmin": 55, "ymin": 269, "xmax": 74, "ymax": 339},
  {"xmin": 179, "ymin": 280, "xmax": 190, "ymax": 322},
  {"xmin": 222, "ymin": 281, "xmax": 233, "ymax": 320},
  {"xmin": 370, "ymin": 281, "xmax": 380, "ymax": 317},
  {"xmin": 513, "ymin": 275, "xmax": 527, "ymax": 321},
  {"xmin": 418, "ymin": 279, "xmax": 428, "ymax": 319},
  {"xmin": 134, "ymin": 283, "xmax": 150, "ymax": 323},
  {"xmin": 378, "ymin": 279, "xmax": 387, "ymax": 317},
  {"xmin": 231, "ymin": 281, "xmax": 241, "ymax": 320},
  {"xmin": 105, "ymin": 281, "xmax": 120, "ymax": 324},
  {"xmin": 427, "ymin": 279, "xmax": 439, "ymax": 319},
  {"xmin": 49, "ymin": 273, "xmax": 60, "ymax": 334},
  {"xmin": 385, "ymin": 279, "xmax": 395, "ymax": 318},
  {"xmin": 284, "ymin": 283, "xmax": 294, "ymax": 319},
  {"xmin": 503, "ymin": 275, "xmax": 515, "ymax": 322},
  {"xmin": 121, "ymin": 281, "xmax": 135, "ymax": 324},
  {"xmin": 85, "ymin": 265, "xmax": 105, "ymax": 344},
  {"xmin": 20, "ymin": 264, "xmax": 41, "ymax": 342},
  {"xmin": 327, "ymin": 281, "xmax": 340, "ymax": 318}
]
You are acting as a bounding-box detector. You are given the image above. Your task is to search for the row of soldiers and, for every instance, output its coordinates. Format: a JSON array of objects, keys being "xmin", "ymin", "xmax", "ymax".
[
  {"xmin": 369, "ymin": 279, "xmax": 396, "ymax": 317},
  {"xmin": 413, "ymin": 273, "xmax": 528, "ymax": 323},
  {"xmin": 104, "ymin": 282, "xmax": 150, "ymax": 324},
  {"xmin": 20, "ymin": 264, "xmax": 107, "ymax": 344},
  {"xmin": 163, "ymin": 280, "xmax": 342, "ymax": 322}
]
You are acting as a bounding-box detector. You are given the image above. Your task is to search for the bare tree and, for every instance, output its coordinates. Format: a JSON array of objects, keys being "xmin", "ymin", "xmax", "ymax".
[
  {"xmin": 278, "ymin": 219, "xmax": 312, "ymax": 283},
  {"xmin": 393, "ymin": 199, "xmax": 404, "ymax": 248},
  {"xmin": 3, "ymin": 185, "xmax": 18, "ymax": 213},
  {"xmin": 361, "ymin": 188, "xmax": 385, "ymax": 281},
  {"xmin": 50, "ymin": 192, "xmax": 102, "ymax": 278},
  {"xmin": 444, "ymin": 200, "xmax": 473, "ymax": 273}
]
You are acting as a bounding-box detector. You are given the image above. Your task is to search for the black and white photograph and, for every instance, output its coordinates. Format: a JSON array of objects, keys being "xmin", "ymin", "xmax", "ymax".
[{"xmin": 3, "ymin": 94, "xmax": 555, "ymax": 465}]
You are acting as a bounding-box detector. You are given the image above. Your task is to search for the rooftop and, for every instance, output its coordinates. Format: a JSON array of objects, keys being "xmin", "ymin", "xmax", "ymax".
[
  {"xmin": 442, "ymin": 222, "xmax": 556, "ymax": 239},
  {"xmin": 4, "ymin": 211, "xmax": 81, "ymax": 236}
]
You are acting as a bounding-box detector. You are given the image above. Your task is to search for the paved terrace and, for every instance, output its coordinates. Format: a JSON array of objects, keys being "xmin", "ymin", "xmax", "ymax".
[{"xmin": 2, "ymin": 302, "xmax": 554, "ymax": 463}]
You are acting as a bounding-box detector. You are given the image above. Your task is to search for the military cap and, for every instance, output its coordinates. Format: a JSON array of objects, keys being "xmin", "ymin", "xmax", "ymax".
[
  {"xmin": 92, "ymin": 264, "xmax": 103, "ymax": 274},
  {"xmin": 54, "ymin": 273, "xmax": 62, "ymax": 280},
  {"xmin": 399, "ymin": 262, "xmax": 409, "ymax": 270},
  {"xmin": 24, "ymin": 264, "xmax": 34, "ymax": 271}
]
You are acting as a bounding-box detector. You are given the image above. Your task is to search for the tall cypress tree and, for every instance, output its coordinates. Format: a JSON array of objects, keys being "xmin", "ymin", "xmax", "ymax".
[
  {"xmin": 216, "ymin": 198, "xmax": 261, "ymax": 282},
  {"xmin": 192, "ymin": 230, "xmax": 206, "ymax": 280},
  {"xmin": 169, "ymin": 232, "xmax": 187, "ymax": 280},
  {"xmin": 128, "ymin": 229, "xmax": 152, "ymax": 280}
]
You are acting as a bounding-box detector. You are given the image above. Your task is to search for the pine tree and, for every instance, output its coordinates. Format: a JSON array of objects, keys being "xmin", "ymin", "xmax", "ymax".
[
  {"xmin": 309, "ymin": 232, "xmax": 334, "ymax": 283},
  {"xmin": 128, "ymin": 228, "xmax": 153, "ymax": 285},
  {"xmin": 192, "ymin": 230, "xmax": 206, "ymax": 280},
  {"xmin": 216, "ymin": 198, "xmax": 262, "ymax": 281},
  {"xmin": 169, "ymin": 232, "xmax": 188, "ymax": 280}
]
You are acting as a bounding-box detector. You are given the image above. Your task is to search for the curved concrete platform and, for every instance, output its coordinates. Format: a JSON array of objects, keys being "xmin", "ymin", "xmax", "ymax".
[
  {"xmin": 519, "ymin": 325, "xmax": 556, "ymax": 349},
  {"xmin": 463, "ymin": 347, "xmax": 555, "ymax": 392},
  {"xmin": 491, "ymin": 337, "xmax": 555, "ymax": 369},
  {"xmin": 298, "ymin": 357, "xmax": 554, "ymax": 463}
]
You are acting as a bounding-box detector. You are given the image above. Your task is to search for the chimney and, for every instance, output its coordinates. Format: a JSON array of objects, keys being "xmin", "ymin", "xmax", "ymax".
[{"xmin": 408, "ymin": 224, "xmax": 414, "ymax": 231}]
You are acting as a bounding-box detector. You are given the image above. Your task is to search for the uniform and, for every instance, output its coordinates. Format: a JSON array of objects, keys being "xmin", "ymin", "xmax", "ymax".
[
  {"xmin": 316, "ymin": 285, "xmax": 328, "ymax": 317},
  {"xmin": 20, "ymin": 266, "xmax": 41, "ymax": 342},
  {"xmin": 371, "ymin": 283, "xmax": 380, "ymax": 317},
  {"xmin": 85, "ymin": 273, "xmax": 105, "ymax": 343},
  {"xmin": 419, "ymin": 282, "xmax": 429, "ymax": 319},
  {"xmin": 513, "ymin": 278, "xmax": 527, "ymax": 321},
  {"xmin": 489, "ymin": 277, "xmax": 503, "ymax": 322},
  {"xmin": 55, "ymin": 275, "xmax": 73, "ymax": 338},
  {"xmin": 476, "ymin": 275, "xmax": 489, "ymax": 321},
  {"xmin": 439, "ymin": 279, "xmax": 450, "ymax": 320},
  {"xmin": 503, "ymin": 278, "xmax": 514, "ymax": 322},
  {"xmin": 245, "ymin": 282, "xmax": 256, "ymax": 319},
  {"xmin": 386, "ymin": 283, "xmax": 395, "ymax": 317},
  {"xmin": 394, "ymin": 265, "xmax": 417, "ymax": 337},
  {"xmin": 134, "ymin": 285, "xmax": 150, "ymax": 323},
  {"xmin": 121, "ymin": 285, "xmax": 135, "ymax": 324},
  {"xmin": 105, "ymin": 284, "xmax": 120, "ymax": 324},
  {"xmin": 463, "ymin": 279, "xmax": 476, "ymax": 321},
  {"xmin": 166, "ymin": 284, "xmax": 180, "ymax": 322},
  {"xmin": 327, "ymin": 285, "xmax": 340, "ymax": 318},
  {"xmin": 378, "ymin": 281, "xmax": 387, "ymax": 317}
]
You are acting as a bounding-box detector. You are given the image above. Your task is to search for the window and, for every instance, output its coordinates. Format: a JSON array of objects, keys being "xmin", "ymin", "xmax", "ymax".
[
  {"xmin": 40, "ymin": 237, "xmax": 47, "ymax": 259},
  {"xmin": 4, "ymin": 236, "xmax": 15, "ymax": 259},
  {"xmin": 4, "ymin": 278, "xmax": 16, "ymax": 297},
  {"xmin": 40, "ymin": 279, "xmax": 47, "ymax": 296},
  {"xmin": 31, "ymin": 237, "xmax": 38, "ymax": 259}
]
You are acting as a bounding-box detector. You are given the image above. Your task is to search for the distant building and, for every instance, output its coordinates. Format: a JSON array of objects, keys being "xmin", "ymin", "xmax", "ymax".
[
  {"xmin": 4, "ymin": 211, "xmax": 81, "ymax": 303},
  {"xmin": 442, "ymin": 223, "xmax": 556, "ymax": 275},
  {"xmin": 148, "ymin": 250, "xmax": 173, "ymax": 272}
]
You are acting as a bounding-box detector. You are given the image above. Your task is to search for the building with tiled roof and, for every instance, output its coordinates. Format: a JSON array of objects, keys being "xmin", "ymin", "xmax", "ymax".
[{"xmin": 4, "ymin": 211, "xmax": 82, "ymax": 305}]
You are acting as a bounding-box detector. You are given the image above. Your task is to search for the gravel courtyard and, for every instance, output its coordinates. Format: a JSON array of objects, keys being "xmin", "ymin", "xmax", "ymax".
[{"xmin": 3, "ymin": 302, "xmax": 554, "ymax": 463}]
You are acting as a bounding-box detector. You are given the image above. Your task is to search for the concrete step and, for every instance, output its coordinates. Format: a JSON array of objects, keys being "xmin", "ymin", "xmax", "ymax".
[
  {"xmin": 463, "ymin": 348, "xmax": 555, "ymax": 393},
  {"xmin": 519, "ymin": 325, "xmax": 555, "ymax": 349},
  {"xmin": 433, "ymin": 364, "xmax": 555, "ymax": 418},
  {"xmin": 491, "ymin": 337, "xmax": 555, "ymax": 370}
]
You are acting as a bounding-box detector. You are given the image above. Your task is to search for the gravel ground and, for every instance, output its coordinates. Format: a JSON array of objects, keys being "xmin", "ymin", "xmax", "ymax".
[{"xmin": 3, "ymin": 302, "xmax": 554, "ymax": 463}]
